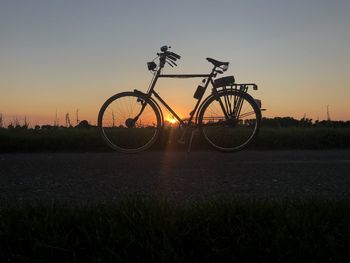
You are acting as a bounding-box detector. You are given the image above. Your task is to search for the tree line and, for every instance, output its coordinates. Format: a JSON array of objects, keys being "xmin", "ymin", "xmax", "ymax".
[
  {"xmin": 1, "ymin": 114, "xmax": 350, "ymax": 130},
  {"xmin": 261, "ymin": 117, "xmax": 350, "ymax": 128}
]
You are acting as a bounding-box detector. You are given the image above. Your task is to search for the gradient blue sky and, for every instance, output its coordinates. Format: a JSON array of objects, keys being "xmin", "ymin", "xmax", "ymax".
[{"xmin": 1, "ymin": 0, "xmax": 349, "ymax": 125}]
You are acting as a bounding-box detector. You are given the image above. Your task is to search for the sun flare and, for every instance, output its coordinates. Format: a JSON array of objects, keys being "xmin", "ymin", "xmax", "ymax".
[{"xmin": 166, "ymin": 115, "xmax": 177, "ymax": 125}]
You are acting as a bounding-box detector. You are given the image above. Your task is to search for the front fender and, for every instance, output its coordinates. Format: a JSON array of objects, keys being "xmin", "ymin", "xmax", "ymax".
[{"xmin": 133, "ymin": 89, "xmax": 164, "ymax": 126}]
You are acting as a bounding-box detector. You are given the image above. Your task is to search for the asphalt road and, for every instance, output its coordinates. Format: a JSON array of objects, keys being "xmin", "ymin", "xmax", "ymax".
[{"xmin": 1, "ymin": 150, "xmax": 349, "ymax": 202}]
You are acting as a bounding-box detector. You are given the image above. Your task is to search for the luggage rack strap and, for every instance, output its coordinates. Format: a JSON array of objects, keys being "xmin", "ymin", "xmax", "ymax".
[{"xmin": 216, "ymin": 83, "xmax": 258, "ymax": 92}]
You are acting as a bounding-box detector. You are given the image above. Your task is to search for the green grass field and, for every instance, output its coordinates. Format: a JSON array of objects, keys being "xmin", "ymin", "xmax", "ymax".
[
  {"xmin": 1, "ymin": 127, "xmax": 350, "ymax": 152},
  {"xmin": 1, "ymin": 128, "xmax": 349, "ymax": 261},
  {"xmin": 1, "ymin": 197, "xmax": 349, "ymax": 262}
]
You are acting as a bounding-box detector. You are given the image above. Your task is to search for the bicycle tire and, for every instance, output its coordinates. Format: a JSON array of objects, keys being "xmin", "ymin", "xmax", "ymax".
[
  {"xmin": 98, "ymin": 91, "xmax": 161, "ymax": 153},
  {"xmin": 198, "ymin": 90, "xmax": 261, "ymax": 152}
]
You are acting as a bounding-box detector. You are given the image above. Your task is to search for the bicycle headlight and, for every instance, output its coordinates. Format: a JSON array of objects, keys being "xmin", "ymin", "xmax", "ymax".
[{"xmin": 147, "ymin": 61, "xmax": 157, "ymax": 71}]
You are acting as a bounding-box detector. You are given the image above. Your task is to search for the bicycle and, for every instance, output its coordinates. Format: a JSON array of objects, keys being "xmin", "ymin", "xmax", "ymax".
[{"xmin": 98, "ymin": 45, "xmax": 262, "ymax": 153}]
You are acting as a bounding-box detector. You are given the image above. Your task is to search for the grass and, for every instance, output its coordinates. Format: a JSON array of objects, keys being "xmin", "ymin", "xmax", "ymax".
[
  {"xmin": 0, "ymin": 127, "xmax": 350, "ymax": 152},
  {"xmin": 0, "ymin": 197, "xmax": 349, "ymax": 262},
  {"xmin": 0, "ymin": 127, "xmax": 106, "ymax": 152},
  {"xmin": 254, "ymin": 127, "xmax": 350, "ymax": 150}
]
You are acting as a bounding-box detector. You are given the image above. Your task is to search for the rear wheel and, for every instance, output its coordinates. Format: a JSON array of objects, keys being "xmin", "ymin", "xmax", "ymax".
[
  {"xmin": 198, "ymin": 90, "xmax": 261, "ymax": 152},
  {"xmin": 98, "ymin": 92, "xmax": 161, "ymax": 153}
]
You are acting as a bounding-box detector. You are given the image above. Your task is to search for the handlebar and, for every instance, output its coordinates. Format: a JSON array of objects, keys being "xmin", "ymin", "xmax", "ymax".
[
  {"xmin": 154, "ymin": 45, "xmax": 181, "ymax": 69},
  {"xmin": 167, "ymin": 51, "xmax": 181, "ymax": 60},
  {"xmin": 158, "ymin": 46, "xmax": 181, "ymax": 59},
  {"xmin": 157, "ymin": 51, "xmax": 181, "ymax": 60}
]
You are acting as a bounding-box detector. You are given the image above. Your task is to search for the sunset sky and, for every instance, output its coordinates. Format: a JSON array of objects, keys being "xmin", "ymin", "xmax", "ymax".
[{"xmin": 1, "ymin": 0, "xmax": 349, "ymax": 126}]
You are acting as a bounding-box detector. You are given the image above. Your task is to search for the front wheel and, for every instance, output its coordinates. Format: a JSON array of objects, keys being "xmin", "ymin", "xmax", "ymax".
[
  {"xmin": 98, "ymin": 92, "xmax": 161, "ymax": 153},
  {"xmin": 198, "ymin": 90, "xmax": 261, "ymax": 152}
]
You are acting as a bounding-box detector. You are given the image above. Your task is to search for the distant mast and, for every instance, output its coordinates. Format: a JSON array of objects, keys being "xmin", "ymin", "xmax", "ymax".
[
  {"xmin": 76, "ymin": 109, "xmax": 79, "ymax": 125},
  {"xmin": 54, "ymin": 109, "xmax": 59, "ymax": 127},
  {"xmin": 112, "ymin": 111, "xmax": 115, "ymax": 127},
  {"xmin": 327, "ymin": 105, "xmax": 331, "ymax": 121},
  {"xmin": 65, "ymin": 113, "xmax": 71, "ymax": 127}
]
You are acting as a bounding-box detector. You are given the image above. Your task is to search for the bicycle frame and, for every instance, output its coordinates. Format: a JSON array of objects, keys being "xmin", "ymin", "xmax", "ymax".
[{"xmin": 141, "ymin": 66, "xmax": 217, "ymax": 127}]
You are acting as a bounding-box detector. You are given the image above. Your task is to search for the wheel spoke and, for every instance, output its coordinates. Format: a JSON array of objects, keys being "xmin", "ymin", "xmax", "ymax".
[
  {"xmin": 98, "ymin": 92, "xmax": 160, "ymax": 153},
  {"xmin": 200, "ymin": 91, "xmax": 261, "ymax": 152}
]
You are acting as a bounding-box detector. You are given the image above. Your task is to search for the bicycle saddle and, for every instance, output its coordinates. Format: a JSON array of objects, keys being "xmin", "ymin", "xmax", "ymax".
[{"xmin": 206, "ymin": 57, "xmax": 229, "ymax": 67}]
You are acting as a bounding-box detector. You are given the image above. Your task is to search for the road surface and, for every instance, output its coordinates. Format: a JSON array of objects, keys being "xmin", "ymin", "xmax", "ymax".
[{"xmin": 1, "ymin": 150, "xmax": 349, "ymax": 202}]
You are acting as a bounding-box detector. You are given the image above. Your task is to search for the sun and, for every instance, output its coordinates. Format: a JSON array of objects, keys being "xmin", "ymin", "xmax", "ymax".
[{"xmin": 166, "ymin": 115, "xmax": 177, "ymax": 125}]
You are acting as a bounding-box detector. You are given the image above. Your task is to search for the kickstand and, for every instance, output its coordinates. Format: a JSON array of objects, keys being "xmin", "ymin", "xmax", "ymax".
[{"xmin": 187, "ymin": 129, "xmax": 198, "ymax": 153}]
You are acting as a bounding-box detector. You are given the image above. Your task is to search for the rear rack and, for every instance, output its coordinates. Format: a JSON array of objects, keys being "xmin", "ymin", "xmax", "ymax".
[{"xmin": 215, "ymin": 83, "xmax": 258, "ymax": 94}]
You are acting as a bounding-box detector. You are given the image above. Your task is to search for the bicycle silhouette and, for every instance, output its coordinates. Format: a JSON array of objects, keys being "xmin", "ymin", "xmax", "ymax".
[{"xmin": 98, "ymin": 46, "xmax": 262, "ymax": 153}]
